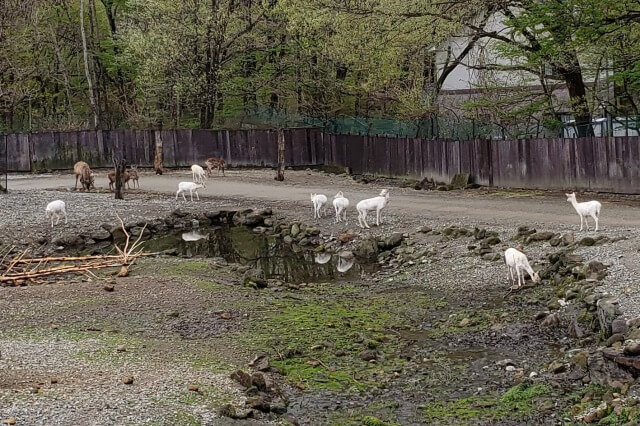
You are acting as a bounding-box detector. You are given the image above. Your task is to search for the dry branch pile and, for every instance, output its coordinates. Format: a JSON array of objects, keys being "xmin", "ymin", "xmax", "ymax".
[{"xmin": 0, "ymin": 216, "xmax": 151, "ymax": 286}]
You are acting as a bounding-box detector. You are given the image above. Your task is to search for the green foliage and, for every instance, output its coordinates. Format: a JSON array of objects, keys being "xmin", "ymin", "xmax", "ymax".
[
  {"xmin": 2, "ymin": 0, "xmax": 640, "ymax": 133},
  {"xmin": 421, "ymin": 383, "xmax": 551, "ymax": 422}
]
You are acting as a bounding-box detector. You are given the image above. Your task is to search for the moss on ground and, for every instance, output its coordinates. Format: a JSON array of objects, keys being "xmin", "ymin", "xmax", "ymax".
[
  {"xmin": 421, "ymin": 383, "xmax": 551, "ymax": 423},
  {"xmin": 239, "ymin": 284, "xmax": 446, "ymax": 392}
]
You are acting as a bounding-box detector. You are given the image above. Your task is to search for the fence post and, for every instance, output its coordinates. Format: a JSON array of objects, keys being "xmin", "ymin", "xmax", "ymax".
[{"xmin": 275, "ymin": 128, "xmax": 285, "ymax": 181}]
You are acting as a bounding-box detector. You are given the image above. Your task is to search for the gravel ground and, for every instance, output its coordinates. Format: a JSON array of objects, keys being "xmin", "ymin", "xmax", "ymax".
[{"xmin": 1, "ymin": 169, "xmax": 640, "ymax": 424}]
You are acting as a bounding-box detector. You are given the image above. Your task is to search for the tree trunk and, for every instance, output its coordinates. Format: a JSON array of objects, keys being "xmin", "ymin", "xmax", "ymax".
[
  {"xmin": 80, "ymin": 0, "xmax": 99, "ymax": 129},
  {"xmin": 154, "ymin": 131, "xmax": 164, "ymax": 175},
  {"xmin": 114, "ymin": 157, "xmax": 125, "ymax": 200},
  {"xmin": 275, "ymin": 129, "xmax": 285, "ymax": 181},
  {"xmin": 556, "ymin": 56, "xmax": 593, "ymax": 137}
]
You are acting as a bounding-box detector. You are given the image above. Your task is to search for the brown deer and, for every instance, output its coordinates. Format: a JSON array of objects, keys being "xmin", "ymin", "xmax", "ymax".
[
  {"xmin": 107, "ymin": 170, "xmax": 131, "ymax": 192},
  {"xmin": 205, "ymin": 157, "xmax": 226, "ymax": 177},
  {"xmin": 128, "ymin": 165, "xmax": 140, "ymax": 188},
  {"xmin": 73, "ymin": 161, "xmax": 95, "ymax": 191}
]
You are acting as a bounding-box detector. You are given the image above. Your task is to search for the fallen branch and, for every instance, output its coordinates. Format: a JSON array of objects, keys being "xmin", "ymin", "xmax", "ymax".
[{"xmin": 0, "ymin": 214, "xmax": 153, "ymax": 286}]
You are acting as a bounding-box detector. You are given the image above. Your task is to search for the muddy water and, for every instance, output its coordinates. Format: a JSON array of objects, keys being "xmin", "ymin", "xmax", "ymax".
[{"xmin": 141, "ymin": 225, "xmax": 374, "ymax": 284}]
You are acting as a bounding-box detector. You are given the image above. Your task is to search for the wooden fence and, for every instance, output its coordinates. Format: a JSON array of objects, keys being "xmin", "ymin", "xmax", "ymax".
[{"xmin": 1, "ymin": 129, "xmax": 639, "ymax": 193}]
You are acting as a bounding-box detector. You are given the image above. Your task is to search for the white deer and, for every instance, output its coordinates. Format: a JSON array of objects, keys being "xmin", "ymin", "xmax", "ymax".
[
  {"xmin": 191, "ymin": 165, "xmax": 207, "ymax": 187},
  {"xmin": 176, "ymin": 182, "xmax": 204, "ymax": 201},
  {"xmin": 333, "ymin": 191, "xmax": 349, "ymax": 223},
  {"xmin": 311, "ymin": 193, "xmax": 328, "ymax": 219},
  {"xmin": 504, "ymin": 248, "xmax": 541, "ymax": 288},
  {"xmin": 45, "ymin": 200, "xmax": 68, "ymax": 228},
  {"xmin": 566, "ymin": 192, "xmax": 602, "ymax": 231},
  {"xmin": 356, "ymin": 189, "xmax": 390, "ymax": 229}
]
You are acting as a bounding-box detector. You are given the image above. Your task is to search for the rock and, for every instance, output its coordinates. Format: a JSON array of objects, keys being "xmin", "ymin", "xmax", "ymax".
[
  {"xmin": 527, "ymin": 231, "xmax": 556, "ymax": 242},
  {"xmin": 419, "ymin": 226, "xmax": 432, "ymax": 234},
  {"xmin": 3, "ymin": 418, "xmax": 16, "ymax": 425},
  {"xmin": 458, "ymin": 318, "xmax": 471, "ymax": 327},
  {"xmin": 219, "ymin": 312, "xmax": 232, "ymax": 320},
  {"xmin": 271, "ymin": 402, "xmax": 288, "ymax": 414},
  {"xmin": 230, "ymin": 370, "xmax": 253, "ymax": 388},
  {"xmin": 188, "ymin": 385, "xmax": 199, "ymax": 392},
  {"xmin": 549, "ymin": 237, "xmax": 561, "ymax": 247},
  {"xmin": 251, "ymin": 372, "xmax": 268, "ymax": 392},
  {"xmin": 571, "ymin": 350, "xmax": 590, "ymax": 370},
  {"xmin": 612, "ymin": 318, "xmax": 629, "ymax": 335},
  {"xmin": 581, "ymin": 402, "xmax": 608, "ymax": 423},
  {"xmin": 116, "ymin": 345, "xmax": 126, "ymax": 352},
  {"xmin": 535, "ymin": 311, "xmax": 550, "ymax": 321},
  {"xmin": 482, "ymin": 236, "xmax": 501, "ymax": 246},
  {"xmin": 597, "ymin": 299, "xmax": 621, "ymax": 338},
  {"xmin": 381, "ymin": 233, "xmax": 404, "ymax": 250},
  {"xmin": 623, "ymin": 340, "xmax": 640, "ymax": 356},
  {"xmin": 562, "ymin": 233, "xmax": 575, "ymax": 245},
  {"xmin": 450, "ymin": 172, "xmax": 470, "ymax": 189},
  {"xmin": 50, "ymin": 377, "xmax": 59, "ymax": 384},
  {"xmin": 354, "ymin": 237, "xmax": 379, "ymax": 260},
  {"xmin": 627, "ymin": 316, "xmax": 640, "ymax": 329},
  {"xmin": 549, "ymin": 360, "xmax": 566, "ymax": 374},
  {"xmin": 122, "ymin": 376, "xmax": 134, "ymax": 385},
  {"xmin": 505, "ymin": 365, "xmax": 516, "ymax": 372},
  {"xmin": 482, "ymin": 253, "xmax": 502, "ymax": 261},
  {"xmin": 605, "ymin": 333, "xmax": 625, "ymax": 347},
  {"xmin": 90, "ymin": 228, "xmax": 112, "ymax": 241},
  {"xmin": 580, "ymin": 237, "xmax": 596, "ymax": 246},
  {"xmin": 541, "ymin": 313, "xmax": 561, "ymax": 328},
  {"xmin": 103, "ymin": 284, "xmax": 115, "ymax": 292},
  {"xmin": 529, "ymin": 371, "xmax": 538, "ymax": 378},
  {"xmin": 246, "ymin": 396, "xmax": 271, "ymax": 413},
  {"xmin": 496, "ymin": 359, "xmax": 515, "ymax": 367},
  {"xmin": 588, "ymin": 350, "xmax": 635, "ymax": 387},
  {"xmin": 218, "ymin": 404, "xmax": 237, "ymax": 418},
  {"xmin": 248, "ymin": 354, "xmax": 270, "ymax": 372},
  {"xmin": 338, "ymin": 231, "xmax": 357, "ymax": 243},
  {"xmin": 436, "ymin": 185, "xmax": 448, "ymax": 191},
  {"xmin": 360, "ymin": 350, "xmax": 378, "ymax": 361},
  {"xmin": 290, "ymin": 224, "xmax": 300, "ymax": 237}
]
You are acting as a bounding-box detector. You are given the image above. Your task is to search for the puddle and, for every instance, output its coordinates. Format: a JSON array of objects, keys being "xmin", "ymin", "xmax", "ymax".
[{"xmin": 139, "ymin": 225, "xmax": 374, "ymax": 284}]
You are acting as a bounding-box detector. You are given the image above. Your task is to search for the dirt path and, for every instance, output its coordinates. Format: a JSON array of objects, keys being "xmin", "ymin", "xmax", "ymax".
[{"xmin": 7, "ymin": 169, "xmax": 640, "ymax": 230}]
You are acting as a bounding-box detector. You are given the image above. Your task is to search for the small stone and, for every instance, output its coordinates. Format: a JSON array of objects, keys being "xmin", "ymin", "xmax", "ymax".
[
  {"xmin": 247, "ymin": 396, "xmax": 271, "ymax": 413},
  {"xmin": 623, "ymin": 340, "xmax": 640, "ymax": 356},
  {"xmin": 360, "ymin": 350, "xmax": 378, "ymax": 361},
  {"xmin": 50, "ymin": 377, "xmax": 59, "ymax": 384},
  {"xmin": 122, "ymin": 376, "xmax": 134, "ymax": 385},
  {"xmin": 529, "ymin": 371, "xmax": 538, "ymax": 378},
  {"xmin": 579, "ymin": 237, "xmax": 596, "ymax": 246},
  {"xmin": 505, "ymin": 365, "xmax": 516, "ymax": 372},
  {"xmin": 116, "ymin": 345, "xmax": 126, "ymax": 353},
  {"xmin": 459, "ymin": 318, "xmax": 471, "ymax": 327},
  {"xmin": 419, "ymin": 226, "xmax": 432, "ymax": 234},
  {"xmin": 220, "ymin": 312, "xmax": 232, "ymax": 320},
  {"xmin": 103, "ymin": 284, "xmax": 115, "ymax": 292},
  {"xmin": 3, "ymin": 418, "xmax": 16, "ymax": 425},
  {"xmin": 188, "ymin": 385, "xmax": 199, "ymax": 392},
  {"xmin": 230, "ymin": 370, "xmax": 253, "ymax": 388},
  {"xmin": 549, "ymin": 361, "xmax": 566, "ymax": 374},
  {"xmin": 605, "ymin": 333, "xmax": 625, "ymax": 347}
]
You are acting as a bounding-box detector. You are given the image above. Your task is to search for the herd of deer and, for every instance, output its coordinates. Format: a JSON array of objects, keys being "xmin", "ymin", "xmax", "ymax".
[{"xmin": 47, "ymin": 157, "xmax": 603, "ymax": 290}]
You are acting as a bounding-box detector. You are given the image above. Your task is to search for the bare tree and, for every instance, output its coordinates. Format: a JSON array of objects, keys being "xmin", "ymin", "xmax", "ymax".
[{"xmin": 80, "ymin": 0, "xmax": 99, "ymax": 129}]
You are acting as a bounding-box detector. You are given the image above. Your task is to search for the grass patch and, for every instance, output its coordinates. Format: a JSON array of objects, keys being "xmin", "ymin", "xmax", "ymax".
[
  {"xmin": 241, "ymin": 288, "xmax": 414, "ymax": 391},
  {"xmin": 421, "ymin": 383, "xmax": 551, "ymax": 423},
  {"xmin": 327, "ymin": 401, "xmax": 402, "ymax": 425}
]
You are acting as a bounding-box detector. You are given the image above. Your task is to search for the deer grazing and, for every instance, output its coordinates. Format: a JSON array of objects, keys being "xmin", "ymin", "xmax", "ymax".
[
  {"xmin": 73, "ymin": 161, "xmax": 95, "ymax": 191},
  {"xmin": 205, "ymin": 157, "xmax": 226, "ymax": 177},
  {"xmin": 333, "ymin": 191, "xmax": 349, "ymax": 223},
  {"xmin": 311, "ymin": 193, "xmax": 328, "ymax": 219},
  {"xmin": 504, "ymin": 248, "xmax": 540, "ymax": 288},
  {"xmin": 566, "ymin": 192, "xmax": 602, "ymax": 231},
  {"xmin": 191, "ymin": 164, "xmax": 207, "ymax": 187},
  {"xmin": 356, "ymin": 189, "xmax": 390, "ymax": 229},
  {"xmin": 176, "ymin": 182, "xmax": 204, "ymax": 201},
  {"xmin": 107, "ymin": 170, "xmax": 131, "ymax": 191},
  {"xmin": 45, "ymin": 200, "xmax": 67, "ymax": 228}
]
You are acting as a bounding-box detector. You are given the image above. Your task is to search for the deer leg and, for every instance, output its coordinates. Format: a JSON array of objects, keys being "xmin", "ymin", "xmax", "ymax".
[
  {"xmin": 593, "ymin": 213, "xmax": 599, "ymax": 231},
  {"xmin": 195, "ymin": 190, "xmax": 200, "ymax": 201},
  {"xmin": 579, "ymin": 215, "xmax": 584, "ymax": 231}
]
